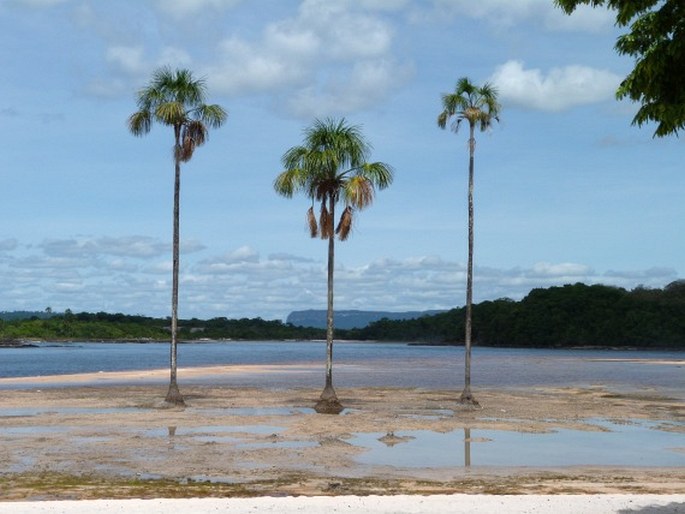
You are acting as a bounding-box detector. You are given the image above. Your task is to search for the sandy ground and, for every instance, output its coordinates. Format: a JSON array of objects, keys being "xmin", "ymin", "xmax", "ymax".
[
  {"xmin": 1, "ymin": 495, "xmax": 685, "ymax": 514},
  {"xmin": 0, "ymin": 367, "xmax": 684, "ymax": 511}
]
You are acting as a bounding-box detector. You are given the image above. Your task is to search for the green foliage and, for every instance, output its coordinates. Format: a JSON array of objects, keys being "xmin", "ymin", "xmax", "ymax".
[
  {"xmin": 0, "ymin": 312, "xmax": 324, "ymax": 342},
  {"xmin": 128, "ymin": 66, "xmax": 228, "ymax": 154},
  {"xmin": 351, "ymin": 282, "xmax": 685, "ymax": 348},
  {"xmin": 556, "ymin": 0, "xmax": 685, "ymax": 136},
  {"xmin": 437, "ymin": 77, "xmax": 501, "ymax": 134},
  {"xmin": 274, "ymin": 117, "xmax": 393, "ymax": 241},
  {"xmin": 1, "ymin": 282, "xmax": 682, "ymax": 347}
]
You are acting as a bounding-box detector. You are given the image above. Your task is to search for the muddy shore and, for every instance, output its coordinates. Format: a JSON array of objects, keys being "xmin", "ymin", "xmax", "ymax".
[{"xmin": 1, "ymin": 369, "xmax": 684, "ymax": 500}]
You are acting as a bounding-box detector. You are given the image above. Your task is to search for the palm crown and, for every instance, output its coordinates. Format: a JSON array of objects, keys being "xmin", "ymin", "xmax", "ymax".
[
  {"xmin": 128, "ymin": 67, "xmax": 227, "ymax": 163},
  {"xmin": 274, "ymin": 118, "xmax": 393, "ymax": 241},
  {"xmin": 437, "ymin": 77, "xmax": 501, "ymax": 135}
]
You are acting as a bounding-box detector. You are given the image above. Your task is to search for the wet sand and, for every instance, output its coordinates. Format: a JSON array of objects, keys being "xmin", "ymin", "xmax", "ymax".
[{"xmin": 0, "ymin": 368, "xmax": 684, "ymax": 501}]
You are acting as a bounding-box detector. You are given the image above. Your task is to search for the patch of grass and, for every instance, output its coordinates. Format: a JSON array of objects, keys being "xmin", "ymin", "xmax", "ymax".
[{"xmin": 2, "ymin": 470, "xmax": 682, "ymax": 500}]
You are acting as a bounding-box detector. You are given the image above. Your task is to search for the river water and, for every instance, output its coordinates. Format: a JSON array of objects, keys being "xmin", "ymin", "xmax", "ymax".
[{"xmin": 0, "ymin": 341, "xmax": 682, "ymax": 397}]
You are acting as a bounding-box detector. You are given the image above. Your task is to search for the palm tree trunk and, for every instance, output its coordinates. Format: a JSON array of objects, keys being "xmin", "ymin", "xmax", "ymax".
[
  {"xmin": 460, "ymin": 123, "xmax": 478, "ymax": 406},
  {"xmin": 316, "ymin": 195, "xmax": 343, "ymax": 414},
  {"xmin": 165, "ymin": 150, "xmax": 184, "ymax": 406},
  {"xmin": 323, "ymin": 229, "xmax": 335, "ymax": 395}
]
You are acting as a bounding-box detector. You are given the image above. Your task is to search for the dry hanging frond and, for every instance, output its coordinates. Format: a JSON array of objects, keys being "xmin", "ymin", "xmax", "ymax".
[
  {"xmin": 336, "ymin": 206, "xmax": 353, "ymax": 241},
  {"xmin": 180, "ymin": 135, "xmax": 195, "ymax": 161},
  {"xmin": 347, "ymin": 177, "xmax": 374, "ymax": 209},
  {"xmin": 306, "ymin": 206, "xmax": 318, "ymax": 238},
  {"xmin": 319, "ymin": 203, "xmax": 333, "ymax": 239}
]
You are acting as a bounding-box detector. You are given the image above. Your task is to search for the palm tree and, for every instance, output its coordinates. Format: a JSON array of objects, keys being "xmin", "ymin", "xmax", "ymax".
[
  {"xmin": 128, "ymin": 67, "xmax": 227, "ymax": 406},
  {"xmin": 274, "ymin": 118, "xmax": 393, "ymax": 414},
  {"xmin": 437, "ymin": 77, "xmax": 500, "ymax": 407}
]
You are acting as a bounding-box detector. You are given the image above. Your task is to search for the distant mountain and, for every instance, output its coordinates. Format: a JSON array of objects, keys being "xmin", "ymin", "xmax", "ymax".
[
  {"xmin": 0, "ymin": 310, "xmax": 54, "ymax": 321},
  {"xmin": 286, "ymin": 309, "xmax": 445, "ymax": 330}
]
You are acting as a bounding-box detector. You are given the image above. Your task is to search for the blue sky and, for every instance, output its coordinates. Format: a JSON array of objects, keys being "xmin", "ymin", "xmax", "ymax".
[{"xmin": 0, "ymin": 0, "xmax": 682, "ymax": 320}]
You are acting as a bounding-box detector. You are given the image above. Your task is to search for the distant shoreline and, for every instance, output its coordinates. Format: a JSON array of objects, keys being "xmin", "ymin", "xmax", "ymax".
[{"xmin": 3, "ymin": 338, "xmax": 684, "ymax": 352}]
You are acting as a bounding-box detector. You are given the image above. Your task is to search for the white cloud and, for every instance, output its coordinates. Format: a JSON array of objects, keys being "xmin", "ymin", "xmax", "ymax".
[
  {"xmin": 105, "ymin": 45, "xmax": 192, "ymax": 80},
  {"xmin": 206, "ymin": 0, "xmax": 411, "ymax": 117},
  {"xmin": 106, "ymin": 46, "xmax": 145, "ymax": 75},
  {"xmin": 357, "ymin": 0, "xmax": 410, "ymax": 10},
  {"xmin": 544, "ymin": 4, "xmax": 615, "ymax": 32},
  {"xmin": 41, "ymin": 236, "xmax": 169, "ymax": 259},
  {"xmin": 530, "ymin": 262, "xmax": 593, "ymax": 278},
  {"xmin": 490, "ymin": 60, "xmax": 621, "ymax": 111},
  {"xmin": 285, "ymin": 59, "xmax": 414, "ymax": 118},
  {"xmin": 156, "ymin": 46, "xmax": 192, "ymax": 69},
  {"xmin": 419, "ymin": 0, "xmax": 613, "ymax": 31},
  {"xmin": 0, "ymin": 237, "xmax": 679, "ymax": 319},
  {"xmin": 153, "ymin": 0, "xmax": 243, "ymax": 18}
]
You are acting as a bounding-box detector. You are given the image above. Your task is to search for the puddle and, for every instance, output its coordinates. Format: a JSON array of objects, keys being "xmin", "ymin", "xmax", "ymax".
[
  {"xmin": 142, "ymin": 425, "xmax": 284, "ymax": 440},
  {"xmin": 398, "ymin": 409, "xmax": 454, "ymax": 420},
  {"xmin": 352, "ymin": 420, "xmax": 685, "ymax": 468},
  {"xmin": 2, "ymin": 426, "xmax": 72, "ymax": 436},
  {"xmin": 239, "ymin": 438, "xmax": 318, "ymax": 450},
  {"xmin": 221, "ymin": 407, "xmax": 316, "ymax": 416},
  {"xmin": 0, "ymin": 407, "xmax": 138, "ymax": 417}
]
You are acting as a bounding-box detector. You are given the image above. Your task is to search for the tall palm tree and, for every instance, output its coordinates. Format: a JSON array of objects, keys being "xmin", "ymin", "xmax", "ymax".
[
  {"xmin": 274, "ymin": 118, "xmax": 393, "ymax": 414},
  {"xmin": 128, "ymin": 67, "xmax": 227, "ymax": 406},
  {"xmin": 437, "ymin": 77, "xmax": 500, "ymax": 407}
]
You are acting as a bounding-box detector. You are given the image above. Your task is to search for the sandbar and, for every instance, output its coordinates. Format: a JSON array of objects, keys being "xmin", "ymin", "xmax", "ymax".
[{"xmin": 0, "ymin": 368, "xmax": 683, "ymax": 505}]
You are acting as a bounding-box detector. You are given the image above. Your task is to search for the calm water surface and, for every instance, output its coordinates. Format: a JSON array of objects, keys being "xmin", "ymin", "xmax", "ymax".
[{"xmin": 0, "ymin": 341, "xmax": 682, "ymax": 397}]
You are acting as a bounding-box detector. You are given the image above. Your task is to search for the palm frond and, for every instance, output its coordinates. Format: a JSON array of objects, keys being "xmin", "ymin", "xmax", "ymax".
[
  {"xmin": 128, "ymin": 110, "xmax": 151, "ymax": 136},
  {"xmin": 361, "ymin": 162, "xmax": 393, "ymax": 189},
  {"xmin": 275, "ymin": 117, "xmax": 392, "ymax": 241},
  {"xmin": 335, "ymin": 206, "xmax": 353, "ymax": 241},
  {"xmin": 129, "ymin": 67, "xmax": 225, "ymax": 148},
  {"xmin": 344, "ymin": 176, "xmax": 375, "ymax": 209},
  {"xmin": 274, "ymin": 168, "xmax": 304, "ymax": 198},
  {"xmin": 195, "ymin": 103, "xmax": 228, "ymax": 129},
  {"xmin": 319, "ymin": 203, "xmax": 333, "ymax": 239},
  {"xmin": 306, "ymin": 206, "xmax": 318, "ymax": 238},
  {"xmin": 176, "ymin": 137, "xmax": 193, "ymax": 162},
  {"xmin": 438, "ymin": 77, "xmax": 501, "ymax": 133},
  {"xmin": 155, "ymin": 102, "xmax": 186, "ymax": 126},
  {"xmin": 184, "ymin": 120, "xmax": 208, "ymax": 146}
]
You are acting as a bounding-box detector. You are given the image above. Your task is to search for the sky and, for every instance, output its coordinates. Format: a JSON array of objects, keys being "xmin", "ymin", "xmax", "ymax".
[{"xmin": 0, "ymin": 0, "xmax": 682, "ymax": 321}]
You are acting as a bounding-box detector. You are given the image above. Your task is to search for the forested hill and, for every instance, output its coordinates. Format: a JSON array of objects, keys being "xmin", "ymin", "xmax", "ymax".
[
  {"xmin": 286, "ymin": 309, "xmax": 445, "ymax": 329},
  {"xmin": 0, "ymin": 281, "xmax": 683, "ymax": 348},
  {"xmin": 347, "ymin": 281, "xmax": 685, "ymax": 348}
]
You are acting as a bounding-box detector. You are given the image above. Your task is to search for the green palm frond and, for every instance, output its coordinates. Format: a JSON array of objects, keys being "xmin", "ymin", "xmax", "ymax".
[
  {"xmin": 155, "ymin": 102, "xmax": 186, "ymax": 126},
  {"xmin": 195, "ymin": 103, "xmax": 228, "ymax": 129},
  {"xmin": 128, "ymin": 67, "xmax": 226, "ymax": 163},
  {"xmin": 360, "ymin": 162, "xmax": 394, "ymax": 190},
  {"xmin": 128, "ymin": 110, "xmax": 151, "ymax": 136},
  {"xmin": 437, "ymin": 77, "xmax": 501, "ymax": 133},
  {"xmin": 274, "ymin": 117, "xmax": 393, "ymax": 241},
  {"xmin": 281, "ymin": 145, "xmax": 309, "ymax": 173},
  {"xmin": 274, "ymin": 168, "xmax": 307, "ymax": 198}
]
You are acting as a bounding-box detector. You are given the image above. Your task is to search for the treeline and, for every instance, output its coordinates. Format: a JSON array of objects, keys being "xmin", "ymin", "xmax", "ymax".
[
  {"xmin": 1, "ymin": 281, "xmax": 683, "ymax": 348},
  {"xmin": 348, "ymin": 281, "xmax": 685, "ymax": 348},
  {"xmin": 0, "ymin": 311, "xmax": 324, "ymax": 342}
]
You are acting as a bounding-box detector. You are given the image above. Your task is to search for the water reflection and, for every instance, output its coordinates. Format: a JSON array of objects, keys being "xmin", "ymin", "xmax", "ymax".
[
  {"xmin": 353, "ymin": 420, "xmax": 685, "ymax": 468},
  {"xmin": 464, "ymin": 427, "xmax": 471, "ymax": 468}
]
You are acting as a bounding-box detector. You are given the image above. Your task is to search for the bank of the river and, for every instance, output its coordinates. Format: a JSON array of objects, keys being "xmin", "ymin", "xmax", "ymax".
[{"xmin": 0, "ymin": 382, "xmax": 684, "ymax": 500}]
